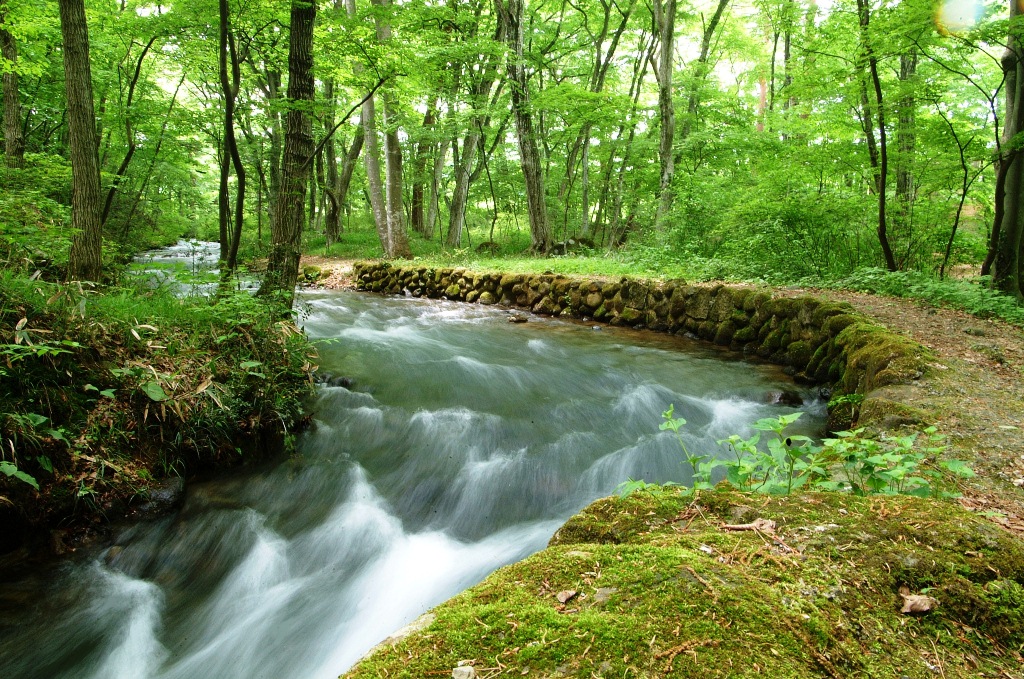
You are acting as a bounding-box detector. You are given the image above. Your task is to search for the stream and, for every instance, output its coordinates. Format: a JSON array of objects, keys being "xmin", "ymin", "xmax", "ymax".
[{"xmin": 0, "ymin": 276, "xmax": 824, "ymax": 679}]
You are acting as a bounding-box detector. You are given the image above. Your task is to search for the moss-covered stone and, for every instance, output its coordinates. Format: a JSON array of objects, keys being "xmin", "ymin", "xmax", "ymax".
[
  {"xmin": 785, "ymin": 340, "xmax": 813, "ymax": 369},
  {"xmin": 732, "ymin": 325, "xmax": 757, "ymax": 344},
  {"xmin": 346, "ymin": 489, "xmax": 1024, "ymax": 679},
  {"xmin": 713, "ymin": 320, "xmax": 736, "ymax": 346}
]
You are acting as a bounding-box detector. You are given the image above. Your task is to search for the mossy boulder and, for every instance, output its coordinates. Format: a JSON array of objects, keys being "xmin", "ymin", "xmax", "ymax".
[{"xmin": 345, "ymin": 489, "xmax": 1024, "ymax": 679}]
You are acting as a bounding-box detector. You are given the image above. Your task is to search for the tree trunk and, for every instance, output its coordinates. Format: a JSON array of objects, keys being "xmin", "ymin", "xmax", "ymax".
[
  {"xmin": 258, "ymin": 0, "xmax": 315, "ymax": 308},
  {"xmin": 497, "ymin": 0, "xmax": 551, "ymax": 253},
  {"xmin": 993, "ymin": 0, "xmax": 1024, "ymax": 297},
  {"xmin": 267, "ymin": 69, "xmax": 283, "ymax": 221},
  {"xmin": 893, "ymin": 49, "xmax": 917, "ymax": 265},
  {"xmin": 426, "ymin": 128, "xmax": 449, "ymax": 239},
  {"xmin": 101, "ymin": 36, "xmax": 156, "ymax": 228},
  {"xmin": 447, "ymin": 130, "xmax": 481, "ymax": 247},
  {"xmin": 857, "ymin": 0, "xmax": 896, "ymax": 272},
  {"xmin": 59, "ymin": 0, "xmax": 103, "ymax": 282},
  {"xmin": 371, "ymin": 0, "xmax": 411, "ymax": 259},
  {"xmin": 335, "ymin": 125, "xmax": 364, "ymax": 221},
  {"xmin": 324, "ymin": 80, "xmax": 340, "ymax": 244},
  {"xmin": 411, "ymin": 106, "xmax": 435, "ymax": 237},
  {"xmin": 1, "ymin": 9, "xmax": 24, "ymax": 168},
  {"xmin": 653, "ymin": 0, "xmax": 676, "ymax": 226}
]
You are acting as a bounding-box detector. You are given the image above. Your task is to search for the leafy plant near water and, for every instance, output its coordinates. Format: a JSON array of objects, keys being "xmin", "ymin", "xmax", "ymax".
[{"xmin": 619, "ymin": 406, "xmax": 975, "ymax": 499}]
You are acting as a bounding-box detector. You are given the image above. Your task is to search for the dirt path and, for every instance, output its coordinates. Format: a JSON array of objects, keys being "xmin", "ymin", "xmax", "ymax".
[{"xmin": 303, "ymin": 258, "xmax": 1024, "ymax": 535}]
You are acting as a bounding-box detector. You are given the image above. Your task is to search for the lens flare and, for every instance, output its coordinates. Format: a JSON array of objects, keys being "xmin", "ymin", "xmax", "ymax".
[{"xmin": 935, "ymin": 0, "xmax": 984, "ymax": 34}]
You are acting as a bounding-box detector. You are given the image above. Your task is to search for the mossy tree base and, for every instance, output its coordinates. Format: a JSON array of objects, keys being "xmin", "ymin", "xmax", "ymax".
[{"xmin": 346, "ymin": 489, "xmax": 1024, "ymax": 678}]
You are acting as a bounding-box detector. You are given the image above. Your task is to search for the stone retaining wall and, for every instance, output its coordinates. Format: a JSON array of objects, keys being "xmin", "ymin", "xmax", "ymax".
[{"xmin": 353, "ymin": 262, "xmax": 929, "ymax": 429}]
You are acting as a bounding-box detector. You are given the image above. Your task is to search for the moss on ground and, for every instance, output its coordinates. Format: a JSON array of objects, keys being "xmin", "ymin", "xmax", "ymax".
[{"xmin": 345, "ymin": 489, "xmax": 1024, "ymax": 678}]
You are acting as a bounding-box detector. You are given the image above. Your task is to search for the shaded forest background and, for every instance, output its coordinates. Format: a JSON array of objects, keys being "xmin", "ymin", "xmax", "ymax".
[{"xmin": 2, "ymin": 0, "xmax": 1024, "ymax": 298}]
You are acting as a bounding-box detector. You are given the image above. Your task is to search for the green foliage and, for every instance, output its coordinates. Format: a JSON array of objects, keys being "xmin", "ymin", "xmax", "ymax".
[
  {"xmin": 832, "ymin": 268, "xmax": 1024, "ymax": 326},
  {"xmin": 659, "ymin": 404, "xmax": 718, "ymax": 492},
  {"xmin": 621, "ymin": 410, "xmax": 974, "ymax": 500},
  {"xmin": 0, "ymin": 267, "xmax": 315, "ymax": 528}
]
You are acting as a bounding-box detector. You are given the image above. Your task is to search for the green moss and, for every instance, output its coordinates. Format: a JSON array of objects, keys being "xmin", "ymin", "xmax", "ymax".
[
  {"xmin": 732, "ymin": 325, "xmax": 757, "ymax": 344},
  {"xmin": 346, "ymin": 490, "xmax": 1024, "ymax": 679},
  {"xmin": 618, "ymin": 306, "xmax": 643, "ymax": 324},
  {"xmin": 713, "ymin": 320, "xmax": 736, "ymax": 345}
]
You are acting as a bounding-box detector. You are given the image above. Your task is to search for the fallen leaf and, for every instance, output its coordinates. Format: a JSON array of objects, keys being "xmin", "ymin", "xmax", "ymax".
[
  {"xmin": 556, "ymin": 590, "xmax": 578, "ymax": 604},
  {"xmin": 900, "ymin": 592, "xmax": 938, "ymax": 614}
]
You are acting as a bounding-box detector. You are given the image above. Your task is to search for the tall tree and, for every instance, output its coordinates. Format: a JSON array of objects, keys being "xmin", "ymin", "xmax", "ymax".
[
  {"xmin": 370, "ymin": 0, "xmax": 411, "ymax": 258},
  {"xmin": 59, "ymin": 0, "xmax": 103, "ymax": 282},
  {"xmin": 497, "ymin": 0, "xmax": 551, "ymax": 253},
  {"xmin": 0, "ymin": 3, "xmax": 24, "ymax": 168},
  {"xmin": 218, "ymin": 0, "xmax": 246, "ymax": 272},
  {"xmin": 652, "ymin": 0, "xmax": 676, "ymax": 226},
  {"xmin": 259, "ymin": 0, "xmax": 316, "ymax": 307},
  {"xmin": 993, "ymin": 0, "xmax": 1024, "ymax": 297},
  {"xmin": 857, "ymin": 0, "xmax": 897, "ymax": 271}
]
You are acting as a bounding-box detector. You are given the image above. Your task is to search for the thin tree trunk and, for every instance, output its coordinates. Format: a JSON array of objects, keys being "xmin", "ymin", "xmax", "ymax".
[
  {"xmin": 371, "ymin": 0, "xmax": 411, "ymax": 258},
  {"xmin": 60, "ymin": 0, "xmax": 103, "ymax": 282},
  {"xmin": 323, "ymin": 80, "xmax": 340, "ymax": 244},
  {"xmin": 411, "ymin": 106, "xmax": 435, "ymax": 237},
  {"xmin": 258, "ymin": 0, "xmax": 315, "ymax": 308},
  {"xmin": 858, "ymin": 0, "xmax": 896, "ymax": 271},
  {"xmin": 336, "ymin": 125, "xmax": 364, "ymax": 220},
  {"xmin": 447, "ymin": 130, "xmax": 481, "ymax": 247},
  {"xmin": 1, "ymin": 9, "xmax": 24, "ymax": 168},
  {"xmin": 894, "ymin": 50, "xmax": 917, "ymax": 265},
  {"xmin": 653, "ymin": 0, "xmax": 676, "ymax": 226},
  {"xmin": 123, "ymin": 74, "xmax": 185, "ymax": 237},
  {"xmin": 498, "ymin": 0, "xmax": 551, "ymax": 253},
  {"xmin": 100, "ymin": 36, "xmax": 156, "ymax": 227},
  {"xmin": 427, "ymin": 129, "xmax": 449, "ymax": 239}
]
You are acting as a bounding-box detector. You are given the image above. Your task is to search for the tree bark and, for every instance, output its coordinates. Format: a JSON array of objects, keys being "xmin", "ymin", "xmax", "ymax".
[
  {"xmin": 59, "ymin": 0, "xmax": 103, "ymax": 282},
  {"xmin": 993, "ymin": 0, "xmax": 1024, "ymax": 297},
  {"xmin": 497, "ymin": 0, "xmax": 551, "ymax": 253},
  {"xmin": 1, "ymin": 8, "xmax": 24, "ymax": 168},
  {"xmin": 653, "ymin": 0, "xmax": 676, "ymax": 226},
  {"xmin": 371, "ymin": 0, "xmax": 411, "ymax": 258},
  {"xmin": 893, "ymin": 49, "xmax": 917, "ymax": 265},
  {"xmin": 258, "ymin": 0, "xmax": 315, "ymax": 308},
  {"xmin": 324, "ymin": 80, "xmax": 339, "ymax": 244},
  {"xmin": 411, "ymin": 106, "xmax": 435, "ymax": 237}
]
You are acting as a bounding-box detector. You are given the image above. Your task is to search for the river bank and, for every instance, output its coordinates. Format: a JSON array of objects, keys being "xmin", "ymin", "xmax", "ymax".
[{"xmin": 0, "ymin": 272, "xmax": 317, "ymax": 560}]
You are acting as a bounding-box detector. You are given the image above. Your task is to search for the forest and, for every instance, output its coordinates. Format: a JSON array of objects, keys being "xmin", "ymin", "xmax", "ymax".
[
  {"xmin": 4, "ymin": 1, "xmax": 1024, "ymax": 676},
  {"xmin": 0, "ymin": 0, "xmax": 1022, "ymax": 301}
]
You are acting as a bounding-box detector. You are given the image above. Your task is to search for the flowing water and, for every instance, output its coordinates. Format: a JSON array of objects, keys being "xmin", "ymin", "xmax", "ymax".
[{"xmin": 0, "ymin": 288, "xmax": 824, "ymax": 679}]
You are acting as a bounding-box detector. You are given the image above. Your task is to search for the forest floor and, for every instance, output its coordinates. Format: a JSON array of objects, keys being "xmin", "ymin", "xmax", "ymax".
[{"xmin": 301, "ymin": 256, "xmax": 1024, "ymax": 538}]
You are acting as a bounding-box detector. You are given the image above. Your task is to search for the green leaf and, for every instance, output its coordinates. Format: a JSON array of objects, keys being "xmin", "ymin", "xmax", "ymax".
[
  {"xmin": 141, "ymin": 381, "xmax": 168, "ymax": 401},
  {"xmin": 239, "ymin": 360, "xmax": 263, "ymax": 370},
  {"xmin": 0, "ymin": 461, "xmax": 39, "ymax": 490}
]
